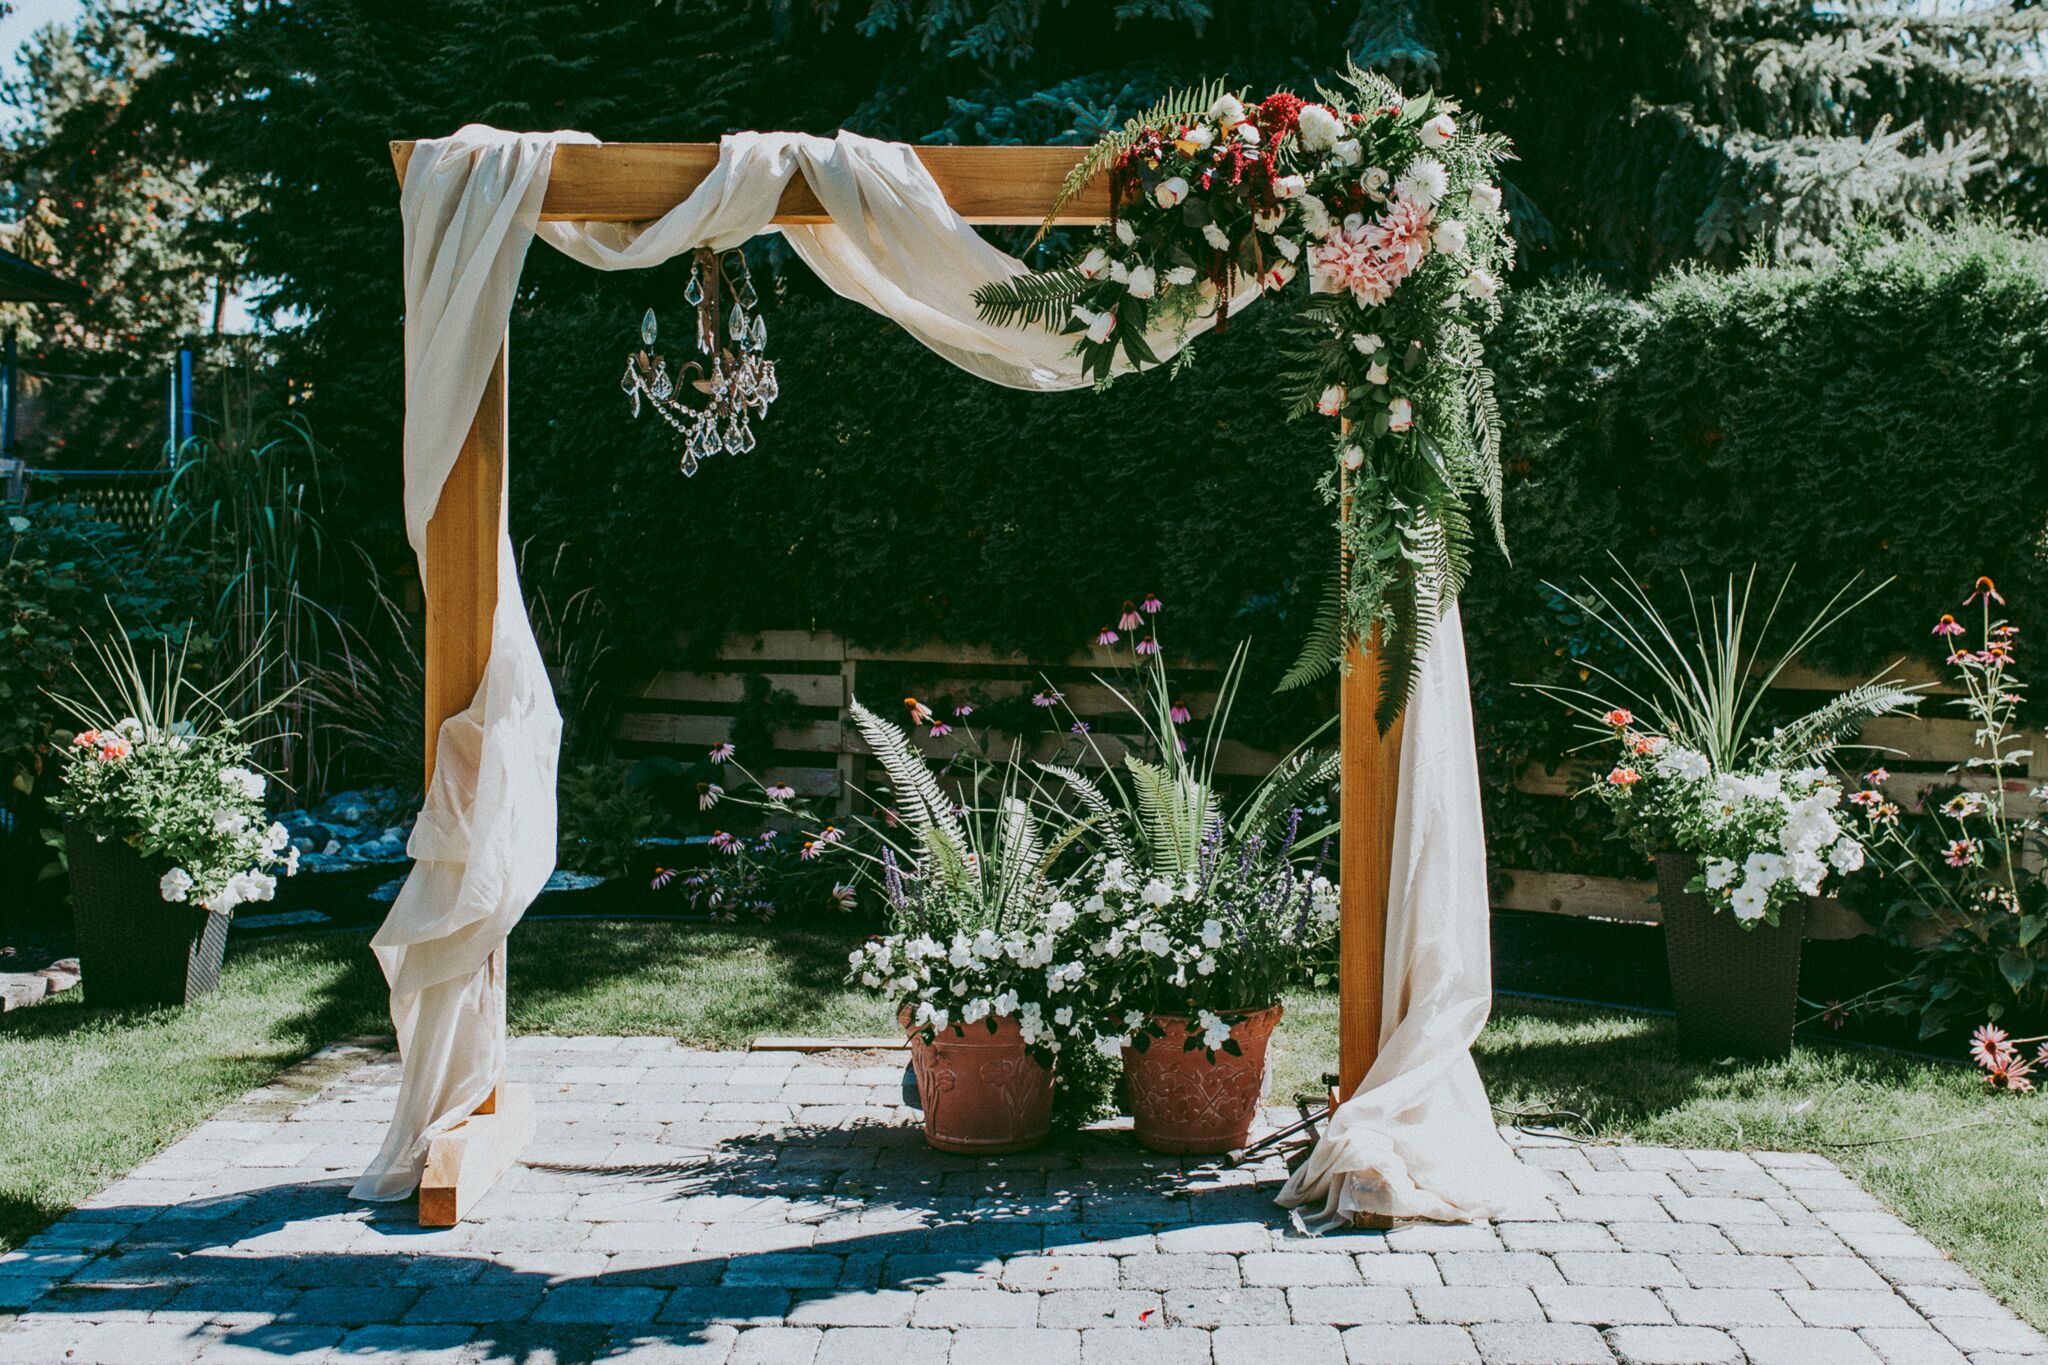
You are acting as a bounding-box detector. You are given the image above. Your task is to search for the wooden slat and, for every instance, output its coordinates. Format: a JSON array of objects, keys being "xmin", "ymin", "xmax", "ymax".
[
  {"xmin": 1495, "ymin": 870, "xmax": 1869, "ymax": 939},
  {"xmin": 705, "ymin": 630, "xmax": 848, "ymax": 664},
  {"xmin": 615, "ymin": 713, "xmax": 844, "ymax": 751},
  {"xmin": 418, "ymin": 1082, "xmax": 537, "ymax": 1226},
  {"xmin": 1860, "ymin": 715, "xmax": 2010, "ymax": 766},
  {"xmin": 639, "ymin": 671, "xmax": 845, "ymax": 708},
  {"xmin": 392, "ymin": 141, "xmax": 1109, "ymax": 226}
]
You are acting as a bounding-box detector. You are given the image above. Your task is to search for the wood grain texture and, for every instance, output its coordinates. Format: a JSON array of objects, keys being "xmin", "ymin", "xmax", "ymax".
[
  {"xmin": 417, "ymin": 1082, "xmax": 536, "ymax": 1227},
  {"xmin": 391, "ymin": 141, "xmax": 1110, "ymax": 225},
  {"xmin": 1337, "ymin": 627, "xmax": 1404, "ymax": 1102},
  {"xmin": 423, "ymin": 342, "xmax": 505, "ymax": 785}
]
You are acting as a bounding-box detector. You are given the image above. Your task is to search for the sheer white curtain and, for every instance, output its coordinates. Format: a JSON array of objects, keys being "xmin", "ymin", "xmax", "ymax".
[{"xmin": 363, "ymin": 124, "xmax": 1549, "ymax": 1224}]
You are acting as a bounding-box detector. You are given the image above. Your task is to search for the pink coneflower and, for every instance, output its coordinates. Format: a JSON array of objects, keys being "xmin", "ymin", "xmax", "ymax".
[
  {"xmin": 1984, "ymin": 1051, "xmax": 2034, "ymax": 1093},
  {"xmin": 708, "ymin": 742, "xmax": 735, "ymax": 764},
  {"xmin": 1170, "ymin": 700, "xmax": 1192, "ymax": 724},
  {"xmin": 1119, "ymin": 601, "xmax": 1143, "ymax": 631},
  {"xmin": 1142, "ymin": 593, "xmax": 1163, "ymax": 614},
  {"xmin": 1970, "ymin": 1023, "xmax": 2015, "ymax": 1070},
  {"xmin": 1601, "ymin": 708, "xmax": 1633, "ymax": 729},
  {"xmin": 1606, "ymin": 766, "xmax": 1640, "ymax": 787},
  {"xmin": 709, "ymin": 830, "xmax": 739, "ymax": 853},
  {"xmin": 904, "ymin": 697, "xmax": 933, "ymax": 725},
  {"xmin": 1032, "ymin": 689, "xmax": 1063, "ymax": 708},
  {"xmin": 1943, "ymin": 837, "xmax": 1981, "ymax": 868},
  {"xmin": 1994, "ymin": 624, "xmax": 2020, "ymax": 639},
  {"xmin": 764, "ymin": 781, "xmax": 795, "ymax": 800},
  {"xmin": 1868, "ymin": 800, "xmax": 1901, "ymax": 826},
  {"xmin": 758, "ymin": 829, "xmax": 779, "ymax": 844},
  {"xmin": 828, "ymin": 883, "xmax": 858, "ymax": 912},
  {"xmin": 1933, "ymin": 614, "xmax": 1965, "ymax": 638},
  {"xmin": 819, "ymin": 825, "xmax": 844, "ymax": 844},
  {"xmin": 1848, "ymin": 788, "xmax": 1883, "ymax": 808},
  {"xmin": 1096, "ymin": 626, "xmax": 1120, "ymax": 647},
  {"xmin": 1864, "ymin": 767, "xmax": 1891, "ymax": 784},
  {"xmin": 929, "ymin": 722, "xmax": 952, "ymax": 737},
  {"xmin": 954, "ymin": 704, "xmax": 974, "ymax": 718},
  {"xmin": 650, "ymin": 867, "xmax": 678, "ymax": 891},
  {"xmin": 697, "ymin": 782, "xmax": 723, "ymax": 811},
  {"xmin": 1966, "ymin": 575, "xmax": 2005, "ymax": 606},
  {"xmin": 1135, "ymin": 635, "xmax": 1160, "ymax": 657},
  {"xmin": 800, "ymin": 840, "xmax": 823, "ymax": 861},
  {"xmin": 1071, "ymin": 721, "xmax": 1091, "ymax": 734}
]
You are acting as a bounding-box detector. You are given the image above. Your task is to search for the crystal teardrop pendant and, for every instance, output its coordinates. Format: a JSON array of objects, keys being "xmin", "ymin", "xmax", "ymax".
[
  {"xmin": 736, "ymin": 423, "xmax": 756, "ymax": 454},
  {"xmin": 641, "ymin": 308, "xmax": 658, "ymax": 347},
  {"xmin": 728, "ymin": 304, "xmax": 749, "ymax": 344},
  {"xmin": 651, "ymin": 363, "xmax": 673, "ymax": 401},
  {"xmin": 750, "ymin": 315, "xmax": 767, "ymax": 352},
  {"xmin": 683, "ymin": 265, "xmax": 705, "ymax": 308}
]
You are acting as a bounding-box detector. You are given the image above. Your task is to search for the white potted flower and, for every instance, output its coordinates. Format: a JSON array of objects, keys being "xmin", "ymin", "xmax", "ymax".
[
  {"xmin": 49, "ymin": 623, "xmax": 298, "ymax": 1008},
  {"xmin": 1536, "ymin": 566, "xmax": 1917, "ymax": 1056}
]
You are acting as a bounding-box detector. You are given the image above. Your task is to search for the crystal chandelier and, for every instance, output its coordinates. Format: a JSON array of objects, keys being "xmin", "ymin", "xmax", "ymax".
[{"xmin": 621, "ymin": 247, "xmax": 780, "ymax": 475}]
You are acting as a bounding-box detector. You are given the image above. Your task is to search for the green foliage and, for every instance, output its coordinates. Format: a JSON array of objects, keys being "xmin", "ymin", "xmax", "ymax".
[{"xmin": 555, "ymin": 762, "xmax": 661, "ymax": 881}]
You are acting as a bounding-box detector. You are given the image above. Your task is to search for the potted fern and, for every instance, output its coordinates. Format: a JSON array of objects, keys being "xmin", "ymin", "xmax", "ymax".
[
  {"xmin": 1036, "ymin": 629, "xmax": 1339, "ymax": 1152},
  {"xmin": 1536, "ymin": 566, "xmax": 1918, "ymax": 1056},
  {"xmin": 843, "ymin": 700, "xmax": 1105, "ymax": 1153},
  {"xmin": 49, "ymin": 622, "xmax": 298, "ymax": 1009}
]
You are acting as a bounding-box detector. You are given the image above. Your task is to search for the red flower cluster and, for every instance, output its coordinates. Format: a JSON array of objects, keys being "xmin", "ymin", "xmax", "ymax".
[{"xmin": 1255, "ymin": 92, "xmax": 1305, "ymax": 139}]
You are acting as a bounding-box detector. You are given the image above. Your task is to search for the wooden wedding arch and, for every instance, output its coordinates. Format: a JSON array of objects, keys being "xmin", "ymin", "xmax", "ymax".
[{"xmin": 390, "ymin": 139, "xmax": 1406, "ymax": 1223}]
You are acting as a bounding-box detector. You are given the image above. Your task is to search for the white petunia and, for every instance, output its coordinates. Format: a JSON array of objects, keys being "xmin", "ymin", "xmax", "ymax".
[
  {"xmin": 159, "ymin": 867, "xmax": 194, "ymax": 903},
  {"xmin": 1743, "ymin": 851, "xmax": 1787, "ymax": 888},
  {"xmin": 220, "ymin": 766, "xmax": 266, "ymax": 800},
  {"xmin": 1730, "ymin": 883, "xmax": 1769, "ymax": 921},
  {"xmin": 265, "ymin": 822, "xmax": 291, "ymax": 852},
  {"xmin": 1829, "ymin": 838, "xmax": 1866, "ymax": 873},
  {"xmin": 1657, "ymin": 746, "xmax": 1711, "ymax": 782},
  {"xmin": 1704, "ymin": 858, "xmax": 1739, "ymax": 890},
  {"xmin": 992, "ymin": 989, "xmax": 1020, "ymax": 1018},
  {"xmin": 214, "ymin": 808, "xmax": 249, "ymax": 835}
]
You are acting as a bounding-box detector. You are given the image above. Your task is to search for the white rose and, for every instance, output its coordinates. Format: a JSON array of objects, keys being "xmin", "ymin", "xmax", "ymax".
[
  {"xmin": 1470, "ymin": 183, "xmax": 1502, "ymax": 215},
  {"xmin": 1367, "ymin": 361, "xmax": 1389, "ymax": 386},
  {"xmin": 1387, "ymin": 396, "xmax": 1414, "ymax": 431},
  {"xmin": 1362, "ymin": 167, "xmax": 1389, "ymax": 195},
  {"xmin": 1235, "ymin": 121, "xmax": 1260, "ymax": 145},
  {"xmin": 1273, "ymin": 173, "xmax": 1307, "ymax": 199},
  {"xmin": 1331, "ymin": 137, "xmax": 1362, "ymax": 167},
  {"xmin": 1420, "ymin": 113, "xmax": 1457, "ymax": 148},
  {"xmin": 1179, "ymin": 124, "xmax": 1214, "ymax": 151},
  {"xmin": 1126, "ymin": 264, "xmax": 1157, "ymax": 299},
  {"xmin": 1209, "ymin": 94, "xmax": 1245, "ymax": 126},
  {"xmin": 1072, "ymin": 304, "xmax": 1117, "ymax": 344},
  {"xmin": 1078, "ymin": 246, "xmax": 1111, "ymax": 279},
  {"xmin": 1432, "ymin": 219, "xmax": 1468, "ymax": 255},
  {"xmin": 1108, "ymin": 258, "xmax": 1129, "ymax": 283},
  {"xmin": 1154, "ymin": 176, "xmax": 1190, "ymax": 209},
  {"xmin": 1316, "ymin": 385, "xmax": 1346, "ymax": 417},
  {"xmin": 1296, "ymin": 103, "xmax": 1342, "ymax": 151},
  {"xmin": 1164, "ymin": 265, "xmax": 1197, "ymax": 286},
  {"xmin": 159, "ymin": 868, "xmax": 194, "ymax": 903},
  {"xmin": 1353, "ymin": 333, "xmax": 1384, "ymax": 355},
  {"xmin": 1259, "ymin": 259, "xmax": 1296, "ymax": 291},
  {"xmin": 1341, "ymin": 445, "xmax": 1365, "ymax": 471},
  {"xmin": 1114, "ymin": 219, "xmax": 1136, "ymax": 246},
  {"xmin": 1201, "ymin": 223, "xmax": 1231, "ymax": 251}
]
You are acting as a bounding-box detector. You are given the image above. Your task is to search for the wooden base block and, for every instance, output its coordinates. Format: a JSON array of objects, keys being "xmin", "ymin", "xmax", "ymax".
[{"xmin": 418, "ymin": 1082, "xmax": 534, "ymax": 1227}]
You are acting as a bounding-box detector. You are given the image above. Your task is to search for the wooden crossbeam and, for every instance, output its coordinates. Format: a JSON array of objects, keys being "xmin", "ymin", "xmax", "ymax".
[{"xmin": 389, "ymin": 141, "xmax": 1109, "ymax": 225}]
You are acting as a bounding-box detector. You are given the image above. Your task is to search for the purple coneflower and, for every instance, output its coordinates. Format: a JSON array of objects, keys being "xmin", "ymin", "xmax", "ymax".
[
  {"xmin": 697, "ymin": 782, "xmax": 723, "ymax": 811},
  {"xmin": 929, "ymin": 721, "xmax": 952, "ymax": 737},
  {"xmin": 1119, "ymin": 600, "xmax": 1143, "ymax": 631},
  {"xmin": 1933, "ymin": 614, "xmax": 1965, "ymax": 638},
  {"xmin": 1096, "ymin": 626, "xmax": 1119, "ymax": 647},
  {"xmin": 765, "ymin": 781, "xmax": 795, "ymax": 800},
  {"xmin": 1135, "ymin": 635, "xmax": 1159, "ymax": 657},
  {"xmin": 1170, "ymin": 700, "xmax": 1192, "ymax": 724},
  {"xmin": 905, "ymin": 696, "xmax": 933, "ymax": 724},
  {"xmin": 709, "ymin": 830, "xmax": 739, "ymax": 853},
  {"xmin": 828, "ymin": 884, "xmax": 858, "ymax": 911},
  {"xmin": 708, "ymin": 741, "xmax": 735, "ymax": 764},
  {"xmin": 1032, "ymin": 689, "xmax": 1063, "ymax": 708},
  {"xmin": 1965, "ymin": 575, "xmax": 2005, "ymax": 606},
  {"xmin": 954, "ymin": 703, "xmax": 975, "ymax": 718},
  {"xmin": 1071, "ymin": 721, "xmax": 1091, "ymax": 734},
  {"xmin": 1142, "ymin": 593, "xmax": 1163, "ymax": 614}
]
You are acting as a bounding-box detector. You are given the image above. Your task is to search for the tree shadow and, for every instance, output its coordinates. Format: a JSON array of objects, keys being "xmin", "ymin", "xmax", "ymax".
[{"xmin": 8, "ymin": 1118, "xmax": 1341, "ymax": 1363}]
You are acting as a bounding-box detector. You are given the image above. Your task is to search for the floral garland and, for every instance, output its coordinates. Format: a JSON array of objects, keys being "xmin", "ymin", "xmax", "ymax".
[{"xmin": 976, "ymin": 67, "xmax": 1515, "ymax": 726}]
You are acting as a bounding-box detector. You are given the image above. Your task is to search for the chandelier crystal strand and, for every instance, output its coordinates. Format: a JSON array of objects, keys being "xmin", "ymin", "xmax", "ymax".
[{"xmin": 621, "ymin": 246, "xmax": 779, "ymax": 474}]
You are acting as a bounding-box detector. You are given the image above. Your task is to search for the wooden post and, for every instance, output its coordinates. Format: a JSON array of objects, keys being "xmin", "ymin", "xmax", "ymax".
[
  {"xmin": 413, "ymin": 338, "xmax": 534, "ymax": 1226},
  {"xmin": 1335, "ymin": 415, "xmax": 1405, "ymax": 1104}
]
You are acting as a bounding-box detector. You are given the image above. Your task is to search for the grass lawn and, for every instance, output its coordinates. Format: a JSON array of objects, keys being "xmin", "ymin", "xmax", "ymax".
[{"xmin": 2, "ymin": 916, "xmax": 2042, "ymax": 1330}]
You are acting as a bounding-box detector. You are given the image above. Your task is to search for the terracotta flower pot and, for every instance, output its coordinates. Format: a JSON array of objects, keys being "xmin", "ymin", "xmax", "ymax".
[
  {"xmin": 1656, "ymin": 852, "xmax": 1807, "ymax": 1059},
  {"xmin": 900, "ymin": 1007, "xmax": 1053, "ymax": 1154},
  {"xmin": 66, "ymin": 824, "xmax": 229, "ymax": 1010},
  {"xmin": 1122, "ymin": 1004, "xmax": 1284, "ymax": 1154}
]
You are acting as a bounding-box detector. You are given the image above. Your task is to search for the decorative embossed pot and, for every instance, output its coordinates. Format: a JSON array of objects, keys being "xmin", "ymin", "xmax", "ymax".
[
  {"xmin": 1123, "ymin": 1004, "xmax": 1284, "ymax": 1154},
  {"xmin": 900, "ymin": 1007, "xmax": 1053, "ymax": 1154}
]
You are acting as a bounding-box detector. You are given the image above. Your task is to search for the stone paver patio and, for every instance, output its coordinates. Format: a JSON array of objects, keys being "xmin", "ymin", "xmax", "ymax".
[{"xmin": 2, "ymin": 1036, "xmax": 2041, "ymax": 1365}]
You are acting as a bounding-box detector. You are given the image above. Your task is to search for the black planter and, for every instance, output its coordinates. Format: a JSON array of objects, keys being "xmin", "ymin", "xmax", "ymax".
[
  {"xmin": 65, "ymin": 824, "xmax": 229, "ymax": 1009},
  {"xmin": 1655, "ymin": 852, "xmax": 1807, "ymax": 1059}
]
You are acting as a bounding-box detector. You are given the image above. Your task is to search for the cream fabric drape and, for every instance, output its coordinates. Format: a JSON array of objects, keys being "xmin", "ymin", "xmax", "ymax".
[{"xmin": 364, "ymin": 123, "xmax": 1547, "ymax": 1225}]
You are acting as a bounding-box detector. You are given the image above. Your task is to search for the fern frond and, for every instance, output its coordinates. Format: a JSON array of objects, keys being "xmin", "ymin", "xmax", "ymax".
[
  {"xmin": 1375, "ymin": 568, "xmax": 1428, "ymax": 735},
  {"xmin": 973, "ymin": 266, "xmax": 1091, "ymax": 330},
  {"xmin": 1126, "ymin": 755, "xmax": 1205, "ymax": 876},
  {"xmin": 1278, "ymin": 568, "xmax": 1350, "ymax": 692},
  {"xmin": 1235, "ymin": 746, "xmax": 1341, "ymax": 844},
  {"xmin": 992, "ymin": 795, "xmax": 1046, "ymax": 919},
  {"xmin": 1037, "ymin": 761, "xmax": 1137, "ymax": 863},
  {"xmin": 1029, "ymin": 77, "xmax": 1232, "ymax": 245},
  {"xmin": 1758, "ymin": 681, "xmax": 1923, "ymax": 767},
  {"xmin": 850, "ymin": 698, "xmax": 969, "ymax": 861}
]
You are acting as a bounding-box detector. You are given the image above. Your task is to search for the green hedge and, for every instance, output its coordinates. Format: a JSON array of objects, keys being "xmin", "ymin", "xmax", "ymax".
[{"xmin": 514, "ymin": 224, "xmax": 2048, "ymax": 870}]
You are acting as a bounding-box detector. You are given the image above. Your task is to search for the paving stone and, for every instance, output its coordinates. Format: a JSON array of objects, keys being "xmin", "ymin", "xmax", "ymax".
[
  {"xmin": 1157, "ymin": 1223, "xmax": 1274, "ymax": 1254},
  {"xmin": 1605, "ymin": 1324, "xmax": 1740, "ymax": 1365},
  {"xmin": 1899, "ymin": 1286, "xmax": 2013, "ymax": 1319},
  {"xmin": 1534, "ymin": 1286, "xmax": 1672, "ymax": 1326},
  {"xmin": 1354, "ymin": 1254, "xmax": 1442, "ymax": 1286},
  {"xmin": 1244, "ymin": 1252, "xmax": 1360, "ymax": 1287},
  {"xmin": 1122, "ymin": 1252, "xmax": 1241, "ymax": 1290},
  {"xmin": 814, "ymin": 1326, "xmax": 954, "ymax": 1365},
  {"xmin": 787, "ymin": 1288, "xmax": 917, "ymax": 1327},
  {"xmin": 949, "ymin": 1327, "xmax": 1083, "ymax": 1365},
  {"xmin": 911, "ymin": 1287, "xmax": 1038, "ymax": 1328},
  {"xmin": 196, "ymin": 1323, "xmax": 344, "ymax": 1362},
  {"xmin": 1166, "ymin": 1287, "xmax": 1291, "ymax": 1327},
  {"xmin": 279, "ymin": 1285, "xmax": 416, "ymax": 1323},
  {"xmin": 1551, "ymin": 1253, "xmax": 1684, "ymax": 1288},
  {"xmin": 1212, "ymin": 1323, "xmax": 1348, "ymax": 1364},
  {"xmin": 660, "ymin": 1287, "xmax": 797, "ymax": 1327},
  {"xmin": 1341, "ymin": 1323, "xmax": 1480, "ymax": 1364},
  {"xmin": 1784, "ymin": 1288, "xmax": 1933, "ymax": 1329},
  {"xmin": 1925, "ymin": 1315, "xmax": 2048, "ymax": 1354},
  {"xmin": 732, "ymin": 1326, "xmax": 825, "ymax": 1365},
  {"xmin": 1605, "ymin": 1222, "xmax": 1735, "ymax": 1256},
  {"xmin": 332, "ymin": 1324, "xmax": 477, "ymax": 1364},
  {"xmin": 1500, "ymin": 1223, "xmax": 1617, "ymax": 1253},
  {"xmin": 404, "ymin": 1283, "xmax": 544, "ymax": 1324},
  {"xmin": 1001, "ymin": 1255, "xmax": 1119, "ymax": 1290},
  {"xmin": 1038, "ymin": 1289, "xmax": 1164, "ymax": 1328},
  {"xmin": 1794, "ymin": 1256, "xmax": 1891, "ymax": 1291},
  {"xmin": 1855, "ymin": 1327, "xmax": 1968, "ymax": 1365},
  {"xmin": 1467, "ymin": 1319, "xmax": 1615, "ymax": 1363},
  {"xmin": 1411, "ymin": 1286, "xmax": 1545, "ymax": 1324},
  {"xmin": 1673, "ymin": 1252, "xmax": 1804, "ymax": 1289},
  {"xmin": 1436, "ymin": 1252, "xmax": 1565, "ymax": 1288},
  {"xmin": 1660, "ymin": 1287, "xmax": 1800, "ymax": 1328},
  {"xmin": 1078, "ymin": 1326, "xmax": 1214, "ymax": 1364},
  {"xmin": 1734, "ymin": 1326, "xmax": 1885, "ymax": 1365},
  {"xmin": 1286, "ymin": 1286, "xmax": 1414, "ymax": 1326}
]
